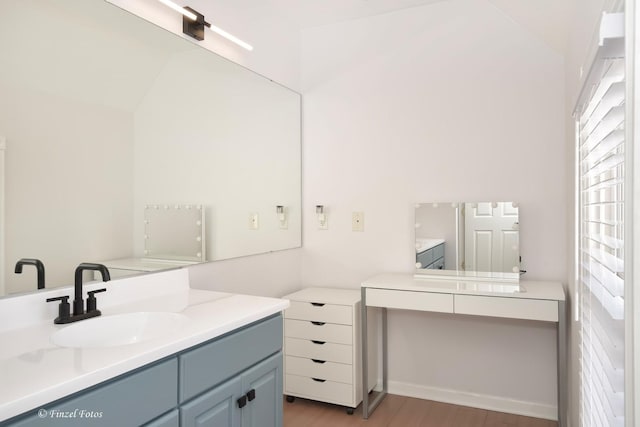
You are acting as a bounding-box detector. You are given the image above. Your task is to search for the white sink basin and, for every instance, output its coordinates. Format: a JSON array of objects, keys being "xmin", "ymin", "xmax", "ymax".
[{"xmin": 51, "ymin": 312, "xmax": 188, "ymax": 348}]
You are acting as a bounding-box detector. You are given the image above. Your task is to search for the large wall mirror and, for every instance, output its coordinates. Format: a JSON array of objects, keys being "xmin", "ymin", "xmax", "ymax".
[
  {"xmin": 414, "ymin": 202, "xmax": 520, "ymax": 279},
  {"xmin": 0, "ymin": 0, "xmax": 301, "ymax": 296}
]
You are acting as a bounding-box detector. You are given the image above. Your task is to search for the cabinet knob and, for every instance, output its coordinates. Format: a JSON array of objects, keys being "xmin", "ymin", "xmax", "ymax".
[
  {"xmin": 237, "ymin": 395, "xmax": 247, "ymax": 408},
  {"xmin": 311, "ymin": 378, "xmax": 326, "ymax": 383},
  {"xmin": 311, "ymin": 321, "xmax": 326, "ymax": 326},
  {"xmin": 247, "ymin": 389, "xmax": 256, "ymax": 402},
  {"xmin": 310, "ymin": 302, "xmax": 325, "ymax": 307},
  {"xmin": 311, "ymin": 359, "xmax": 326, "ymax": 364},
  {"xmin": 311, "ymin": 340, "xmax": 326, "ymax": 345}
]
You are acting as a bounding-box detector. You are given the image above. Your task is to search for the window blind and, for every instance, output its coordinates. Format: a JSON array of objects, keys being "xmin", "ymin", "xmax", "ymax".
[{"xmin": 578, "ymin": 55, "xmax": 626, "ymax": 427}]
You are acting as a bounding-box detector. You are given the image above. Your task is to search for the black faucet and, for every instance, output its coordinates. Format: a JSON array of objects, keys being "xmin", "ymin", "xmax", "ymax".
[
  {"xmin": 73, "ymin": 263, "xmax": 110, "ymax": 316},
  {"xmin": 46, "ymin": 263, "xmax": 110, "ymax": 324},
  {"xmin": 14, "ymin": 258, "xmax": 45, "ymax": 289}
]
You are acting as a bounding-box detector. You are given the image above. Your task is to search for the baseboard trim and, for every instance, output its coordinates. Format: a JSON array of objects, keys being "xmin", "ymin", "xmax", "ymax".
[{"xmin": 387, "ymin": 380, "xmax": 558, "ymax": 421}]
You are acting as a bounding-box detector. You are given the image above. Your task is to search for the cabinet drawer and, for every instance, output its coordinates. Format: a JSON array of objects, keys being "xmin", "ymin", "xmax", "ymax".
[
  {"xmin": 285, "ymin": 356, "xmax": 352, "ymax": 384},
  {"xmin": 285, "ymin": 337, "xmax": 352, "ymax": 364},
  {"xmin": 433, "ymin": 243, "xmax": 444, "ymax": 260},
  {"xmin": 455, "ymin": 295, "xmax": 558, "ymax": 322},
  {"xmin": 416, "ymin": 249, "xmax": 433, "ymax": 267},
  {"xmin": 179, "ymin": 315, "xmax": 283, "ymax": 402},
  {"xmin": 430, "ymin": 257, "xmax": 444, "ymax": 270},
  {"xmin": 10, "ymin": 359, "xmax": 177, "ymax": 427},
  {"xmin": 285, "ymin": 375, "xmax": 353, "ymax": 407},
  {"xmin": 285, "ymin": 319, "xmax": 352, "ymax": 345},
  {"xmin": 285, "ymin": 301, "xmax": 353, "ymax": 325},
  {"xmin": 365, "ymin": 288, "xmax": 453, "ymax": 313}
]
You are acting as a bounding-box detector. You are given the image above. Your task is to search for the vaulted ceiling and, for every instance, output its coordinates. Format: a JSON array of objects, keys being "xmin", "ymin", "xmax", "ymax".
[{"xmin": 196, "ymin": 0, "xmax": 573, "ymax": 53}]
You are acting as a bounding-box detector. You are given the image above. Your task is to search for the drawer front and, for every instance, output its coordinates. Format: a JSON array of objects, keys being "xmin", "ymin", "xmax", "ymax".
[
  {"xmin": 284, "ymin": 319, "xmax": 352, "ymax": 345},
  {"xmin": 431, "ymin": 258, "xmax": 445, "ymax": 270},
  {"xmin": 285, "ymin": 301, "xmax": 353, "ymax": 325},
  {"xmin": 179, "ymin": 314, "xmax": 283, "ymax": 402},
  {"xmin": 455, "ymin": 295, "xmax": 558, "ymax": 322},
  {"xmin": 285, "ymin": 375, "xmax": 353, "ymax": 407},
  {"xmin": 285, "ymin": 337, "xmax": 352, "ymax": 364},
  {"xmin": 10, "ymin": 359, "xmax": 177, "ymax": 427},
  {"xmin": 416, "ymin": 249, "xmax": 433, "ymax": 267},
  {"xmin": 285, "ymin": 356, "xmax": 352, "ymax": 384},
  {"xmin": 432, "ymin": 243, "xmax": 444, "ymax": 260},
  {"xmin": 365, "ymin": 288, "xmax": 454, "ymax": 313}
]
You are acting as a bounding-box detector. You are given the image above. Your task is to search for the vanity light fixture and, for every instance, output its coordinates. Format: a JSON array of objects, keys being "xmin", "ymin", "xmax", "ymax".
[
  {"xmin": 157, "ymin": 0, "xmax": 197, "ymax": 20},
  {"xmin": 207, "ymin": 23, "xmax": 253, "ymax": 51},
  {"xmin": 156, "ymin": 0, "xmax": 253, "ymax": 50}
]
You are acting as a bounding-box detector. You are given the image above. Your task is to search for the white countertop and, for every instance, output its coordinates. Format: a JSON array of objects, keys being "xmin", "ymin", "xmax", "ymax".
[
  {"xmin": 0, "ymin": 269, "xmax": 289, "ymax": 421},
  {"xmin": 415, "ymin": 238, "xmax": 445, "ymax": 253},
  {"xmin": 362, "ymin": 273, "xmax": 565, "ymax": 301}
]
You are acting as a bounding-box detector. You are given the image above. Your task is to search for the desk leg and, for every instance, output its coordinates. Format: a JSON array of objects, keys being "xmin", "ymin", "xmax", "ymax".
[
  {"xmin": 557, "ymin": 301, "xmax": 566, "ymax": 427},
  {"xmin": 361, "ymin": 288, "xmax": 387, "ymax": 419}
]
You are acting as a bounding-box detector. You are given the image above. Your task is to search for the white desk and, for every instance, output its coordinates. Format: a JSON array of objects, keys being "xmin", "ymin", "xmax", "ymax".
[{"xmin": 360, "ymin": 273, "xmax": 566, "ymax": 426}]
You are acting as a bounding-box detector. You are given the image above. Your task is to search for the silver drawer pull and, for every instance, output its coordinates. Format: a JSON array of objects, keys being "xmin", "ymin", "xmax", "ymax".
[
  {"xmin": 311, "ymin": 359, "xmax": 326, "ymax": 364},
  {"xmin": 312, "ymin": 378, "xmax": 326, "ymax": 383},
  {"xmin": 311, "ymin": 321, "xmax": 326, "ymax": 326},
  {"xmin": 310, "ymin": 302, "xmax": 325, "ymax": 307}
]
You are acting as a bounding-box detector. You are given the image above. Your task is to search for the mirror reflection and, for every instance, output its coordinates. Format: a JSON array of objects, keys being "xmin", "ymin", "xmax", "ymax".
[
  {"xmin": 414, "ymin": 202, "xmax": 520, "ymax": 275},
  {"xmin": 0, "ymin": 0, "xmax": 301, "ymax": 296}
]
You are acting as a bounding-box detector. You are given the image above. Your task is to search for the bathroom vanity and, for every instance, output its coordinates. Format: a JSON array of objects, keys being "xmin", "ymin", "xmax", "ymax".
[{"xmin": 0, "ymin": 269, "xmax": 289, "ymax": 426}]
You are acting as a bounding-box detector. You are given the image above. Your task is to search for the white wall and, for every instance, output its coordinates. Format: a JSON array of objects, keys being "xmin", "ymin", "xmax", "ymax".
[
  {"xmin": 301, "ymin": 0, "xmax": 565, "ymax": 417},
  {"xmin": 188, "ymin": 248, "xmax": 302, "ymax": 297}
]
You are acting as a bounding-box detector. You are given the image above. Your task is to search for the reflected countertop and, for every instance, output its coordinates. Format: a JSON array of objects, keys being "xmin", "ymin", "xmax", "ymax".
[
  {"xmin": 415, "ymin": 238, "xmax": 445, "ymax": 253},
  {"xmin": 0, "ymin": 269, "xmax": 289, "ymax": 422}
]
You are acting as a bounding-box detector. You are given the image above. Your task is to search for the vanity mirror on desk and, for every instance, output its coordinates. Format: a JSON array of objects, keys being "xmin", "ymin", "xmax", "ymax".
[{"xmin": 414, "ymin": 201, "xmax": 520, "ymax": 276}]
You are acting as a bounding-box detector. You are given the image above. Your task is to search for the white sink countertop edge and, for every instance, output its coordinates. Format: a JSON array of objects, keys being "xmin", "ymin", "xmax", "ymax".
[{"xmin": 0, "ymin": 271, "xmax": 290, "ymax": 422}]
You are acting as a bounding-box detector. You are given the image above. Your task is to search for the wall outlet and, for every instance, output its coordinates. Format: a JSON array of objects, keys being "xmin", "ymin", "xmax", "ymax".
[
  {"xmin": 352, "ymin": 212, "xmax": 364, "ymax": 232},
  {"xmin": 249, "ymin": 213, "xmax": 259, "ymax": 230}
]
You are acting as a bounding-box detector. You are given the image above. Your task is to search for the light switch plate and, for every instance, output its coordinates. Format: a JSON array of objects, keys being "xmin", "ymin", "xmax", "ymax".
[
  {"xmin": 352, "ymin": 212, "xmax": 364, "ymax": 232},
  {"xmin": 249, "ymin": 213, "xmax": 259, "ymax": 230},
  {"xmin": 318, "ymin": 214, "xmax": 328, "ymax": 230}
]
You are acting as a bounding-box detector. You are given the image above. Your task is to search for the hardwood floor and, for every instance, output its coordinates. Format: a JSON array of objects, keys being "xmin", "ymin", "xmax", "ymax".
[{"xmin": 283, "ymin": 394, "xmax": 558, "ymax": 427}]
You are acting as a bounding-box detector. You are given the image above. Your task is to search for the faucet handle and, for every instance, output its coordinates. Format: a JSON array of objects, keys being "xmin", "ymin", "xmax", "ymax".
[
  {"xmin": 46, "ymin": 296, "xmax": 70, "ymax": 323},
  {"xmin": 87, "ymin": 288, "xmax": 107, "ymax": 313}
]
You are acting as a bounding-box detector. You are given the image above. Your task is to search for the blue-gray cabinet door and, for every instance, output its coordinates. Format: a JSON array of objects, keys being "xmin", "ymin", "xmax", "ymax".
[
  {"xmin": 180, "ymin": 376, "xmax": 242, "ymax": 427},
  {"xmin": 143, "ymin": 409, "xmax": 179, "ymax": 427},
  {"xmin": 241, "ymin": 353, "xmax": 282, "ymax": 427}
]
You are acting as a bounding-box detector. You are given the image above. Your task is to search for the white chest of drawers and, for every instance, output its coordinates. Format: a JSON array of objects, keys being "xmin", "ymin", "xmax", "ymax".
[{"xmin": 282, "ymin": 288, "xmax": 377, "ymax": 414}]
